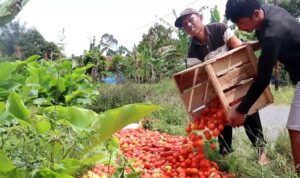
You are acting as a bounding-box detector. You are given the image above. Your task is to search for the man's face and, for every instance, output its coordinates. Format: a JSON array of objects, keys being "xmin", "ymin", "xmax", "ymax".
[
  {"xmin": 236, "ymin": 17, "xmax": 256, "ymax": 32},
  {"xmin": 182, "ymin": 14, "xmax": 204, "ymax": 36},
  {"xmin": 236, "ymin": 10, "xmax": 261, "ymax": 33}
]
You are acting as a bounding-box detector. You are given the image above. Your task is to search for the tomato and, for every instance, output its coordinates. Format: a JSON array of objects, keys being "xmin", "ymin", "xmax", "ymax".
[
  {"xmin": 109, "ymin": 97, "xmax": 235, "ymax": 178},
  {"xmin": 210, "ymin": 143, "xmax": 217, "ymax": 150},
  {"xmin": 204, "ymin": 130, "xmax": 212, "ymax": 140},
  {"xmin": 212, "ymin": 128, "xmax": 221, "ymax": 137},
  {"xmin": 208, "ymin": 122, "xmax": 217, "ymax": 130},
  {"xmin": 217, "ymin": 124, "xmax": 225, "ymax": 131}
]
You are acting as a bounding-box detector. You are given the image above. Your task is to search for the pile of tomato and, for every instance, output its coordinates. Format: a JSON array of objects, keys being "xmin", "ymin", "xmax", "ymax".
[{"xmin": 92, "ymin": 98, "xmax": 236, "ymax": 178}]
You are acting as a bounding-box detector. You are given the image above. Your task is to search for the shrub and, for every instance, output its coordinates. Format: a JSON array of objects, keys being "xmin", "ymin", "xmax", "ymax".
[{"xmin": 89, "ymin": 82, "xmax": 148, "ymax": 113}]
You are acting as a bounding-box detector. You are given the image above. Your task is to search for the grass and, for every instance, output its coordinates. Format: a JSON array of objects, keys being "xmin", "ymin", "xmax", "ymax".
[
  {"xmin": 96, "ymin": 79, "xmax": 298, "ymax": 177},
  {"xmin": 271, "ymin": 85, "xmax": 294, "ymax": 105},
  {"xmin": 227, "ymin": 128, "xmax": 298, "ymax": 177}
]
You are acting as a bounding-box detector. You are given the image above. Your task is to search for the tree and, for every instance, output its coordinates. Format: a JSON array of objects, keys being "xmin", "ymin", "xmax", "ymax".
[
  {"xmin": 0, "ymin": 20, "xmax": 26, "ymax": 56},
  {"xmin": 18, "ymin": 28, "xmax": 48, "ymax": 58},
  {"xmin": 82, "ymin": 48, "xmax": 107, "ymax": 82},
  {"xmin": 99, "ymin": 33, "xmax": 118, "ymax": 55},
  {"xmin": 278, "ymin": 0, "xmax": 300, "ymax": 18},
  {"xmin": 134, "ymin": 23, "xmax": 179, "ymax": 83},
  {"xmin": 116, "ymin": 45, "xmax": 130, "ymax": 56},
  {"xmin": 0, "ymin": 20, "xmax": 60, "ymax": 60}
]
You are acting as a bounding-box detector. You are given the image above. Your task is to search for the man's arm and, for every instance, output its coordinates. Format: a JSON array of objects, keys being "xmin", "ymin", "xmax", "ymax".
[
  {"xmin": 236, "ymin": 37, "xmax": 281, "ymax": 114},
  {"xmin": 227, "ymin": 35, "xmax": 242, "ymax": 48},
  {"xmin": 223, "ymin": 27, "xmax": 242, "ymax": 49}
]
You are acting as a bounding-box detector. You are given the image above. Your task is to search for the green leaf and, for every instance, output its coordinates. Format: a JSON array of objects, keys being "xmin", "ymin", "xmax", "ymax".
[
  {"xmin": 44, "ymin": 106, "xmax": 97, "ymax": 131},
  {"xmin": 54, "ymin": 159, "xmax": 82, "ymax": 175},
  {"xmin": 26, "ymin": 74, "xmax": 39, "ymax": 85},
  {"xmin": 0, "ymin": 62, "xmax": 16, "ymax": 81},
  {"xmin": 57, "ymin": 77, "xmax": 66, "ymax": 92},
  {"xmin": 73, "ymin": 64, "xmax": 94, "ymax": 75},
  {"xmin": 82, "ymin": 103, "xmax": 159, "ymax": 154},
  {"xmin": 0, "ymin": 151, "xmax": 15, "ymax": 172},
  {"xmin": 107, "ymin": 136, "xmax": 120, "ymax": 150},
  {"xmin": 24, "ymin": 55, "xmax": 40, "ymax": 64},
  {"xmin": 35, "ymin": 115, "xmax": 51, "ymax": 134},
  {"xmin": 81, "ymin": 152, "xmax": 108, "ymax": 165},
  {"xmin": 57, "ymin": 60, "xmax": 72, "ymax": 71},
  {"xmin": 65, "ymin": 91, "xmax": 82, "ymax": 103},
  {"xmin": 34, "ymin": 169, "xmax": 73, "ymax": 178},
  {"xmin": 6, "ymin": 92, "xmax": 31, "ymax": 123},
  {"xmin": 0, "ymin": 82, "xmax": 21, "ymax": 93},
  {"xmin": 0, "ymin": 102, "xmax": 5, "ymax": 114},
  {"xmin": 0, "ymin": 111, "xmax": 14, "ymax": 123},
  {"xmin": 55, "ymin": 153, "xmax": 107, "ymax": 175},
  {"xmin": 33, "ymin": 98, "xmax": 52, "ymax": 106},
  {"xmin": 0, "ymin": 168, "xmax": 29, "ymax": 178},
  {"xmin": 126, "ymin": 172, "xmax": 142, "ymax": 178}
]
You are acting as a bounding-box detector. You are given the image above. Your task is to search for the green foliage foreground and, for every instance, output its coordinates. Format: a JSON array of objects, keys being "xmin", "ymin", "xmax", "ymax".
[
  {"xmin": 0, "ymin": 92, "xmax": 159, "ymax": 178},
  {"xmin": 0, "ymin": 57, "xmax": 160, "ymax": 177}
]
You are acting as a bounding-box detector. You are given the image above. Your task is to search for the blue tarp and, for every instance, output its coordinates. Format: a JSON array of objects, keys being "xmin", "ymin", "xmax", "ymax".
[{"xmin": 102, "ymin": 74, "xmax": 124, "ymax": 84}]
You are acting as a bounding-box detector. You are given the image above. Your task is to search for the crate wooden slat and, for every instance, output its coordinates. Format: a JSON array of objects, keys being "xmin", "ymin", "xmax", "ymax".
[{"xmin": 173, "ymin": 43, "xmax": 274, "ymax": 120}]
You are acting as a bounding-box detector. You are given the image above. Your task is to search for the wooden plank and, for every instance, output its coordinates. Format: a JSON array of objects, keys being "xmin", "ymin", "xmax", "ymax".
[
  {"xmin": 191, "ymin": 81, "xmax": 216, "ymax": 111},
  {"xmin": 173, "ymin": 66, "xmax": 208, "ymax": 93},
  {"xmin": 172, "ymin": 45, "xmax": 248, "ymax": 77},
  {"xmin": 248, "ymin": 92, "xmax": 272, "ymax": 115},
  {"xmin": 204, "ymin": 45, "xmax": 247, "ymax": 64},
  {"xmin": 246, "ymin": 45, "xmax": 274, "ymax": 105},
  {"xmin": 180, "ymin": 81, "xmax": 216, "ymax": 112},
  {"xmin": 188, "ymin": 68, "xmax": 200, "ymax": 112},
  {"xmin": 218, "ymin": 62, "xmax": 256, "ymax": 90},
  {"xmin": 224, "ymin": 80, "xmax": 254, "ymax": 104},
  {"xmin": 190, "ymin": 106, "xmax": 205, "ymax": 119},
  {"xmin": 205, "ymin": 64, "xmax": 231, "ymax": 118},
  {"xmin": 228, "ymin": 88, "xmax": 273, "ymax": 117},
  {"xmin": 173, "ymin": 70, "xmax": 195, "ymax": 93},
  {"xmin": 211, "ymin": 48, "xmax": 250, "ymax": 75},
  {"xmin": 245, "ymin": 41, "xmax": 261, "ymax": 51}
]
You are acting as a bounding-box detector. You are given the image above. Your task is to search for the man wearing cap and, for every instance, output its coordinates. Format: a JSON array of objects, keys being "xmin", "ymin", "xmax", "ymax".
[{"xmin": 175, "ymin": 7, "xmax": 268, "ymax": 164}]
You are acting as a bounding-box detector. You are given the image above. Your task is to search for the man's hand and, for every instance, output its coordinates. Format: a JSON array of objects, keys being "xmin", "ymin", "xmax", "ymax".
[{"xmin": 230, "ymin": 110, "xmax": 245, "ymax": 127}]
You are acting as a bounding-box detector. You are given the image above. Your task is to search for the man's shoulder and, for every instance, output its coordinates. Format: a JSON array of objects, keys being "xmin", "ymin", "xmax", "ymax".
[
  {"xmin": 262, "ymin": 4, "xmax": 284, "ymax": 12},
  {"xmin": 206, "ymin": 22, "xmax": 227, "ymax": 29},
  {"xmin": 206, "ymin": 23, "xmax": 228, "ymax": 33},
  {"xmin": 206, "ymin": 23, "xmax": 228, "ymax": 35}
]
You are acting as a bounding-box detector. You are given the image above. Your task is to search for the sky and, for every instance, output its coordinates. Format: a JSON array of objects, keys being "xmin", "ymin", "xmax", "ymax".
[{"xmin": 15, "ymin": 0, "xmax": 227, "ymax": 57}]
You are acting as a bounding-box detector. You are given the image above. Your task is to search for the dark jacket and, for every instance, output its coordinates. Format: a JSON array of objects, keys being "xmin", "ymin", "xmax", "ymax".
[{"xmin": 237, "ymin": 4, "xmax": 300, "ymax": 114}]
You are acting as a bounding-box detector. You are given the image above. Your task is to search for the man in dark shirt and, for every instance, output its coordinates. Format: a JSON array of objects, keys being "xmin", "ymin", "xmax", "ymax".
[
  {"xmin": 174, "ymin": 7, "xmax": 268, "ymax": 165},
  {"xmin": 226, "ymin": 0, "xmax": 300, "ymax": 175}
]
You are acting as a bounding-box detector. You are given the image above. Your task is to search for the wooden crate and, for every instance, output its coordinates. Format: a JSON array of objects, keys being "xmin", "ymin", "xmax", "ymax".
[{"xmin": 173, "ymin": 44, "xmax": 273, "ymax": 120}]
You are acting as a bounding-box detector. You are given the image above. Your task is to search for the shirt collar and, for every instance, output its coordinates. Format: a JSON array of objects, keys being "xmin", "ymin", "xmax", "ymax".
[{"xmin": 190, "ymin": 25, "xmax": 211, "ymax": 46}]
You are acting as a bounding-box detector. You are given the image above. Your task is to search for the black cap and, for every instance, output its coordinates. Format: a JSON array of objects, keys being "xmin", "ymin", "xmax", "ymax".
[{"xmin": 174, "ymin": 8, "xmax": 202, "ymax": 28}]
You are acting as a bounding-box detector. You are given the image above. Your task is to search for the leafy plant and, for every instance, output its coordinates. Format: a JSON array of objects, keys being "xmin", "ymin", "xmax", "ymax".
[
  {"xmin": 0, "ymin": 56, "xmax": 99, "ymax": 107},
  {"xmin": 0, "ymin": 92, "xmax": 159, "ymax": 177}
]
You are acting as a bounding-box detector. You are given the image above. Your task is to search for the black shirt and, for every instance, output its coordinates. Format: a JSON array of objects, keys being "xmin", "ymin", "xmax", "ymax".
[
  {"xmin": 187, "ymin": 23, "xmax": 228, "ymax": 60},
  {"xmin": 237, "ymin": 4, "xmax": 300, "ymax": 114}
]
